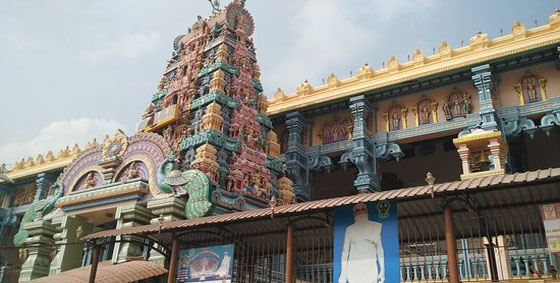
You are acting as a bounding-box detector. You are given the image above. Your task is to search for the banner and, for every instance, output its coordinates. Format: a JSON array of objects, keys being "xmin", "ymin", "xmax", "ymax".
[
  {"xmin": 177, "ymin": 244, "xmax": 234, "ymax": 283},
  {"xmin": 334, "ymin": 200, "xmax": 399, "ymax": 283},
  {"xmin": 541, "ymin": 203, "xmax": 560, "ymax": 253}
]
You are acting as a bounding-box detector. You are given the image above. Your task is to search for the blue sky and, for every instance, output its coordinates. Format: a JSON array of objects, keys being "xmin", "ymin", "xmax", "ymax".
[{"xmin": 1, "ymin": 0, "xmax": 559, "ymax": 165}]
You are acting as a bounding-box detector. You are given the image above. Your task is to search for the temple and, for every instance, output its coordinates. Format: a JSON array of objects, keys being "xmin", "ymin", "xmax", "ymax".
[{"xmin": 1, "ymin": 2, "xmax": 560, "ymax": 283}]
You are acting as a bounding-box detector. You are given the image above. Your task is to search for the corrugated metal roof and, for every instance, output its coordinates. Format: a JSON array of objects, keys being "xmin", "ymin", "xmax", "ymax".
[
  {"xmin": 83, "ymin": 168, "xmax": 560, "ymax": 240},
  {"xmin": 29, "ymin": 259, "xmax": 167, "ymax": 283}
]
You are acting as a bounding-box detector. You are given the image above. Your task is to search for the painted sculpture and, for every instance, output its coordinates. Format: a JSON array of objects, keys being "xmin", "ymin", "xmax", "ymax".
[{"xmin": 136, "ymin": 0, "xmax": 291, "ymax": 210}]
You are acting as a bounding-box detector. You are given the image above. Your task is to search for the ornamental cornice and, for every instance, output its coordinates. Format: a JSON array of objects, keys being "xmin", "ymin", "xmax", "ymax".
[
  {"xmin": 460, "ymin": 169, "xmax": 505, "ymax": 180},
  {"xmin": 55, "ymin": 181, "xmax": 150, "ymax": 208},
  {"xmin": 453, "ymin": 130, "xmax": 503, "ymax": 145},
  {"xmin": 267, "ymin": 18, "xmax": 560, "ymax": 115}
]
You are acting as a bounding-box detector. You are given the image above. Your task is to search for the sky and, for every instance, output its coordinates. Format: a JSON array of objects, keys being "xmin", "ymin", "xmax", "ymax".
[{"xmin": 0, "ymin": 0, "xmax": 559, "ymax": 166}]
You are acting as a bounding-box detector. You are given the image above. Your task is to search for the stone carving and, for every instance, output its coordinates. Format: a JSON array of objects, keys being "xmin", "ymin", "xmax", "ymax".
[
  {"xmin": 384, "ymin": 104, "xmax": 406, "ymax": 131},
  {"xmin": 443, "ymin": 91, "xmax": 471, "ymax": 120},
  {"xmin": 513, "ymin": 71, "xmax": 547, "ymax": 105},
  {"xmin": 320, "ymin": 117, "xmax": 352, "ymax": 144}
]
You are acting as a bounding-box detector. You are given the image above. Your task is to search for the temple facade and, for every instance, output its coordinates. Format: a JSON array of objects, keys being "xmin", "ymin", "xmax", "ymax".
[{"xmin": 1, "ymin": 3, "xmax": 560, "ymax": 283}]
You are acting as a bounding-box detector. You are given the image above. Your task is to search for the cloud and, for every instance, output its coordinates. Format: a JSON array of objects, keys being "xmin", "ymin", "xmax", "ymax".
[
  {"xmin": 0, "ymin": 118, "xmax": 127, "ymax": 166},
  {"xmin": 83, "ymin": 32, "xmax": 161, "ymax": 64},
  {"xmin": 259, "ymin": 0, "xmax": 438, "ymax": 94}
]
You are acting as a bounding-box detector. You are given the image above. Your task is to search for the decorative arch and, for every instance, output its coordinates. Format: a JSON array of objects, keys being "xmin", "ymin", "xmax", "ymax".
[
  {"xmin": 442, "ymin": 90, "xmax": 471, "ymax": 120},
  {"xmin": 113, "ymin": 160, "xmax": 150, "ymax": 183},
  {"xmin": 70, "ymin": 168, "xmax": 104, "ymax": 192},
  {"xmin": 412, "ymin": 98, "xmax": 438, "ymax": 126},
  {"xmin": 514, "ymin": 71, "xmax": 547, "ymax": 105},
  {"xmin": 319, "ymin": 116, "xmax": 353, "ymax": 145},
  {"xmin": 59, "ymin": 132, "xmax": 172, "ymax": 199},
  {"xmin": 59, "ymin": 147, "xmax": 104, "ymax": 195},
  {"xmin": 383, "ymin": 104, "xmax": 407, "ymax": 131}
]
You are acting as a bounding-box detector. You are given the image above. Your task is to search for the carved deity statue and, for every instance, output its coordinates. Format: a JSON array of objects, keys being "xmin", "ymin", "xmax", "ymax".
[
  {"xmin": 526, "ymin": 80, "xmax": 537, "ymax": 102},
  {"xmin": 463, "ymin": 93, "xmax": 472, "ymax": 114},
  {"xmin": 127, "ymin": 162, "xmax": 139, "ymax": 179},
  {"xmin": 391, "ymin": 111, "xmax": 400, "ymax": 130},
  {"xmin": 420, "ymin": 103, "xmax": 430, "ymax": 124},
  {"xmin": 442, "ymin": 100, "xmax": 451, "ymax": 119},
  {"xmin": 453, "ymin": 96, "xmax": 462, "ymax": 116},
  {"xmin": 84, "ymin": 172, "xmax": 96, "ymax": 188}
]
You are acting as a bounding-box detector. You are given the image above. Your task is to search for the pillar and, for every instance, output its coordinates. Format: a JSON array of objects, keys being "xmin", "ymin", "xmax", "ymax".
[
  {"xmin": 88, "ymin": 245, "xmax": 100, "ymax": 283},
  {"xmin": 349, "ymin": 95, "xmax": 378, "ymax": 192},
  {"xmin": 34, "ymin": 173, "xmax": 56, "ymax": 202},
  {"xmin": 472, "ymin": 64, "xmax": 499, "ymax": 131},
  {"xmin": 49, "ymin": 215, "xmax": 93, "ymax": 275},
  {"xmin": 147, "ymin": 196, "xmax": 185, "ymax": 265},
  {"xmin": 457, "ymin": 145, "xmax": 470, "ymax": 175},
  {"xmin": 112, "ymin": 203, "xmax": 153, "ymax": 263},
  {"xmin": 285, "ymin": 223, "xmax": 294, "ymax": 283},
  {"xmin": 167, "ymin": 238, "xmax": 179, "ymax": 283},
  {"xmin": 285, "ymin": 111, "xmax": 309, "ymax": 201},
  {"xmin": 444, "ymin": 205, "xmax": 460, "ymax": 283},
  {"xmin": 18, "ymin": 220, "xmax": 56, "ymax": 281}
]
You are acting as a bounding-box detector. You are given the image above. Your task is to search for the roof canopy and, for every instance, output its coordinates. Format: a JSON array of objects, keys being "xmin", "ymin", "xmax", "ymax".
[
  {"xmin": 83, "ymin": 168, "xmax": 560, "ymax": 243},
  {"xmin": 29, "ymin": 259, "xmax": 167, "ymax": 283}
]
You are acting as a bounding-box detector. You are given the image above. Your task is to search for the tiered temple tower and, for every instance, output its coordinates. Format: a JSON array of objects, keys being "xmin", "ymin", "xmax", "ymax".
[{"xmin": 137, "ymin": 0, "xmax": 289, "ymax": 211}]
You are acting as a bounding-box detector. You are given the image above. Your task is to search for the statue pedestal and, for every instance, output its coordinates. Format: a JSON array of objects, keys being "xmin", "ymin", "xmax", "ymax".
[
  {"xmin": 19, "ymin": 220, "xmax": 55, "ymax": 281},
  {"xmin": 147, "ymin": 197, "xmax": 185, "ymax": 265}
]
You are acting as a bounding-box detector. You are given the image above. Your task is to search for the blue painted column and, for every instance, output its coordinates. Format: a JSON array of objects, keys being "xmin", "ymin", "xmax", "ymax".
[
  {"xmin": 285, "ymin": 111, "xmax": 310, "ymax": 201},
  {"xmin": 349, "ymin": 95, "xmax": 379, "ymax": 192},
  {"xmin": 35, "ymin": 172, "xmax": 57, "ymax": 201},
  {"xmin": 471, "ymin": 64, "xmax": 499, "ymax": 131}
]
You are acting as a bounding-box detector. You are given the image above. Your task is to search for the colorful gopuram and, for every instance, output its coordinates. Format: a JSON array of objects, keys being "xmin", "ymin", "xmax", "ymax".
[
  {"xmin": 0, "ymin": 1, "xmax": 292, "ymax": 281},
  {"xmin": 0, "ymin": 3, "xmax": 560, "ymax": 283}
]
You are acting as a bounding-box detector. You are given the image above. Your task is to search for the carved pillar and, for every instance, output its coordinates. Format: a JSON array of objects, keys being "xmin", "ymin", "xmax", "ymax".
[
  {"xmin": 285, "ymin": 111, "xmax": 309, "ymax": 201},
  {"xmin": 18, "ymin": 220, "xmax": 56, "ymax": 281},
  {"xmin": 112, "ymin": 203, "xmax": 153, "ymax": 263},
  {"xmin": 147, "ymin": 197, "xmax": 185, "ymax": 265},
  {"xmin": 471, "ymin": 64, "xmax": 499, "ymax": 131},
  {"xmin": 457, "ymin": 145, "xmax": 470, "ymax": 175},
  {"xmin": 34, "ymin": 173, "xmax": 56, "ymax": 202},
  {"xmin": 488, "ymin": 138, "xmax": 506, "ymax": 170},
  {"xmin": 49, "ymin": 215, "xmax": 93, "ymax": 275},
  {"xmin": 349, "ymin": 95, "xmax": 378, "ymax": 192}
]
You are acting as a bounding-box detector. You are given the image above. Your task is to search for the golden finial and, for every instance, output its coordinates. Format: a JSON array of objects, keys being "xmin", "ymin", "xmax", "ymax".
[
  {"xmin": 36, "ymin": 154, "xmax": 45, "ymax": 164},
  {"xmin": 58, "ymin": 146, "xmax": 70, "ymax": 158},
  {"xmin": 269, "ymin": 196, "xmax": 277, "ymax": 219},
  {"xmin": 45, "ymin": 151, "xmax": 55, "ymax": 162},
  {"xmin": 274, "ymin": 88, "xmax": 286, "ymax": 100},
  {"xmin": 425, "ymin": 172, "xmax": 436, "ymax": 198},
  {"xmin": 14, "ymin": 159, "xmax": 24, "ymax": 170},
  {"xmin": 71, "ymin": 144, "xmax": 81, "ymax": 155},
  {"xmin": 103, "ymin": 134, "xmax": 110, "ymax": 143},
  {"xmin": 24, "ymin": 157, "xmax": 35, "ymax": 168}
]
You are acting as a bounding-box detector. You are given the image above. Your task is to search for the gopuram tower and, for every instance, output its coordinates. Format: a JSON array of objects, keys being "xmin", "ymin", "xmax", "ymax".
[{"xmin": 137, "ymin": 0, "xmax": 291, "ymax": 212}]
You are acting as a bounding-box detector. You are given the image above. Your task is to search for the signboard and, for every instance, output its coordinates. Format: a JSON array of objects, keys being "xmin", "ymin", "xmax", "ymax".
[
  {"xmin": 177, "ymin": 244, "xmax": 234, "ymax": 283},
  {"xmin": 541, "ymin": 203, "xmax": 560, "ymax": 253},
  {"xmin": 334, "ymin": 200, "xmax": 399, "ymax": 283}
]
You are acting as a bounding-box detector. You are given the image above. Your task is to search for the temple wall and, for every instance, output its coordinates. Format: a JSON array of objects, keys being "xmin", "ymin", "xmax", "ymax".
[
  {"xmin": 498, "ymin": 65, "xmax": 560, "ymax": 107},
  {"xmin": 375, "ymin": 82, "xmax": 478, "ymax": 133},
  {"xmin": 311, "ymin": 111, "xmax": 352, "ymax": 146}
]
